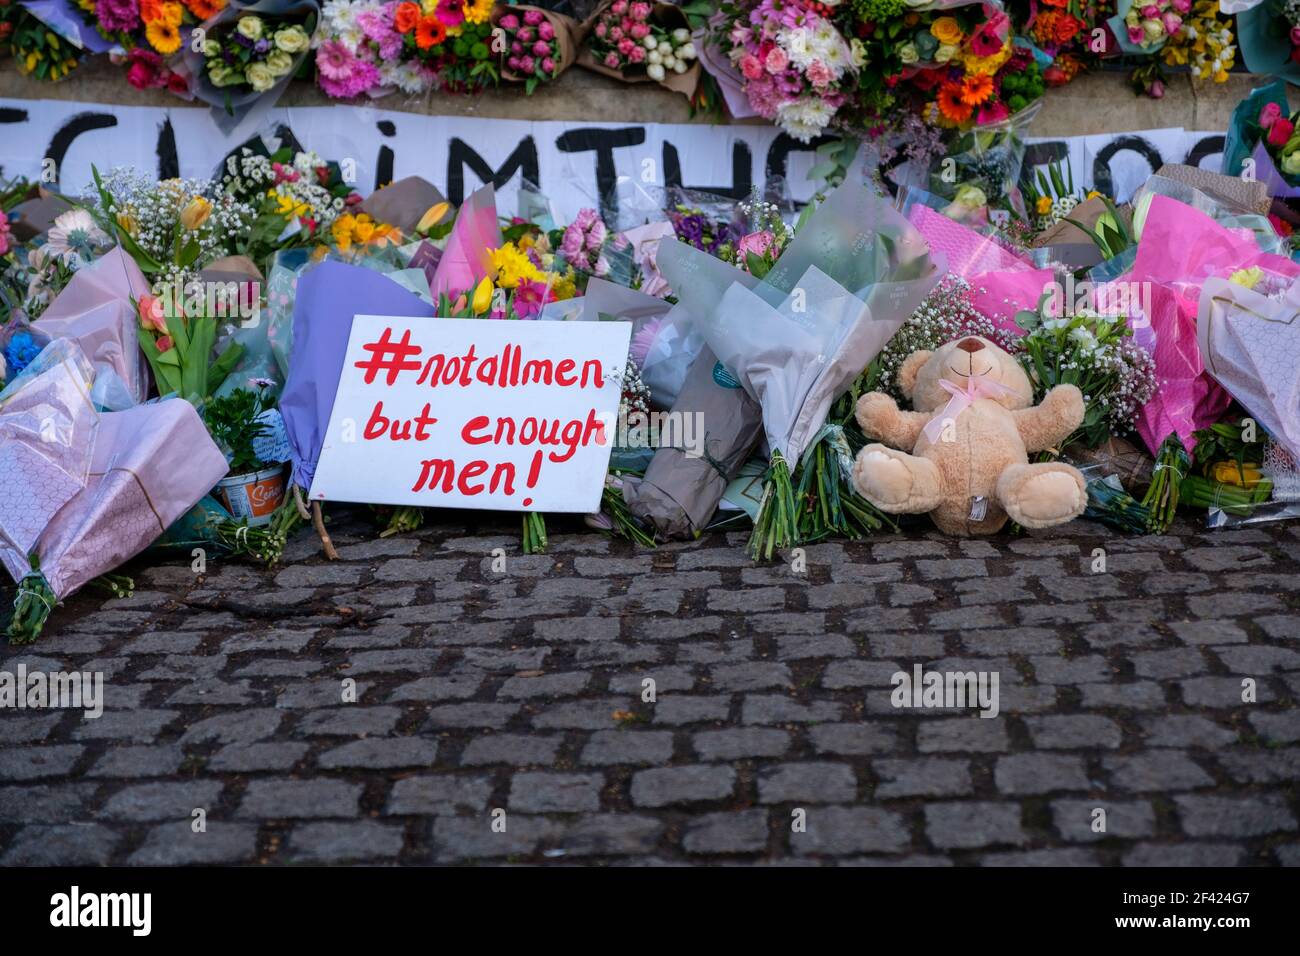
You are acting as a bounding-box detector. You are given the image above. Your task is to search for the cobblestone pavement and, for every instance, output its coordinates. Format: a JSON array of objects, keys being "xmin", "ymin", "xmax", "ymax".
[{"xmin": 1, "ymin": 510, "xmax": 1298, "ymax": 866}]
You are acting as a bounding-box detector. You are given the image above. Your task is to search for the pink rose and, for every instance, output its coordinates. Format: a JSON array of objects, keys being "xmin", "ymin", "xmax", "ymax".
[
  {"xmin": 618, "ymin": 37, "xmax": 635, "ymax": 55},
  {"xmin": 628, "ymin": 45, "xmax": 645, "ymax": 62},
  {"xmin": 611, "ymin": 0, "xmax": 628, "ymax": 14},
  {"xmin": 594, "ymin": 21, "xmax": 606, "ymax": 38},
  {"xmin": 764, "ymin": 46, "xmax": 788, "ymax": 73},
  {"xmin": 630, "ymin": 21, "xmax": 649, "ymax": 39},
  {"xmin": 630, "ymin": 2, "xmax": 651, "ymax": 19},
  {"xmin": 507, "ymin": 56, "xmax": 521, "ymax": 70},
  {"xmin": 518, "ymin": 26, "xmax": 533, "ymax": 42},
  {"xmin": 1171, "ymin": 0, "xmax": 1190, "ymax": 9},
  {"xmin": 1260, "ymin": 102, "xmax": 1283, "ymax": 129},
  {"xmin": 1268, "ymin": 117, "xmax": 1295, "ymax": 147},
  {"xmin": 604, "ymin": 52, "xmax": 620, "ymax": 68},
  {"xmin": 1291, "ymin": 25, "xmax": 1300, "ymax": 45},
  {"xmin": 519, "ymin": 55, "xmax": 536, "ymax": 73},
  {"xmin": 740, "ymin": 54, "xmax": 763, "ymax": 80},
  {"xmin": 542, "ymin": 57, "xmax": 556, "ymax": 74},
  {"xmin": 511, "ymin": 40, "xmax": 522, "ymax": 54},
  {"xmin": 1127, "ymin": 25, "xmax": 1143, "ymax": 44},
  {"xmin": 737, "ymin": 230, "xmax": 776, "ymax": 260},
  {"xmin": 523, "ymin": 8, "xmax": 543, "ymax": 25},
  {"xmin": 1162, "ymin": 12, "xmax": 1182, "ymax": 35},
  {"xmin": 533, "ymin": 40, "xmax": 550, "ymax": 56},
  {"xmin": 1140, "ymin": 4, "xmax": 1158, "ymax": 17},
  {"xmin": 499, "ymin": 13, "xmax": 518, "ymax": 29},
  {"xmin": 538, "ymin": 20, "xmax": 554, "ymax": 41},
  {"xmin": 609, "ymin": 26, "xmax": 623, "ymax": 41},
  {"xmin": 806, "ymin": 60, "xmax": 831, "ymax": 89},
  {"xmin": 126, "ymin": 61, "xmax": 157, "ymax": 90}
]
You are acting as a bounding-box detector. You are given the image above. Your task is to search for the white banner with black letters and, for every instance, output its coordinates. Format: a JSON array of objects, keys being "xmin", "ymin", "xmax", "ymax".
[{"xmin": 0, "ymin": 97, "xmax": 1224, "ymax": 221}]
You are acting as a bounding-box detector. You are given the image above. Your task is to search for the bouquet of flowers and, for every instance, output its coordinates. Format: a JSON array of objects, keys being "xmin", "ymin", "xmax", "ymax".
[
  {"xmin": 1011, "ymin": 0, "xmax": 1112, "ymax": 89},
  {"xmin": 199, "ymin": 10, "xmax": 311, "ymax": 95},
  {"xmin": 87, "ymin": 165, "xmax": 257, "ymax": 281},
  {"xmin": 2, "ymin": 1, "xmax": 83, "ymax": 81},
  {"xmin": 1015, "ymin": 303, "xmax": 1158, "ymax": 450},
  {"xmin": 716, "ymin": 0, "xmax": 855, "ymax": 142},
  {"xmin": 220, "ymin": 144, "xmax": 361, "ymax": 267},
  {"xmin": 182, "ymin": 0, "xmax": 318, "ymax": 129},
  {"xmin": 1238, "ymin": 0, "xmax": 1300, "ymax": 82},
  {"xmin": 385, "ymin": 0, "xmax": 498, "ymax": 95},
  {"xmin": 494, "ymin": 4, "xmax": 579, "ymax": 93},
  {"xmin": 1160, "ymin": 0, "xmax": 1234, "ymax": 85},
  {"xmin": 581, "ymin": 0, "xmax": 701, "ymax": 98}
]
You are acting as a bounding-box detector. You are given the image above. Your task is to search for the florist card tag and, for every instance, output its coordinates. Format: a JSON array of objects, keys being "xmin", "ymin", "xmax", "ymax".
[{"xmin": 309, "ymin": 316, "xmax": 632, "ymax": 513}]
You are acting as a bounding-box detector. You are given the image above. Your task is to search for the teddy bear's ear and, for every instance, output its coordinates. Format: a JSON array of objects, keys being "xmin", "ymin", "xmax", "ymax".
[{"xmin": 897, "ymin": 350, "xmax": 933, "ymax": 400}]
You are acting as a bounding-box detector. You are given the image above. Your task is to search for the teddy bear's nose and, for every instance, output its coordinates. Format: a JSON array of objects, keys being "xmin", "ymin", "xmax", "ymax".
[{"xmin": 955, "ymin": 337, "xmax": 983, "ymax": 354}]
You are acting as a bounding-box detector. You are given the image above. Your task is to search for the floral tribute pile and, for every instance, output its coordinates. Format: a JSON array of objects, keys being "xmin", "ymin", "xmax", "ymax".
[
  {"xmin": 4, "ymin": 73, "xmax": 1300, "ymax": 639},
  {"xmin": 0, "ymin": 0, "xmax": 1261, "ymax": 144}
]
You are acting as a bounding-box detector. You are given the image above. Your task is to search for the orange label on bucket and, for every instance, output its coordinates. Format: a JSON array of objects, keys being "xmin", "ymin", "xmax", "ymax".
[{"xmin": 247, "ymin": 475, "xmax": 285, "ymax": 517}]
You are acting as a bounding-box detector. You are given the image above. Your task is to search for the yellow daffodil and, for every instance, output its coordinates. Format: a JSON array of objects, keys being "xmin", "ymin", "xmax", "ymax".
[
  {"xmin": 1229, "ymin": 266, "xmax": 1263, "ymax": 289},
  {"xmin": 1035, "ymin": 196, "xmax": 1052, "ymax": 216}
]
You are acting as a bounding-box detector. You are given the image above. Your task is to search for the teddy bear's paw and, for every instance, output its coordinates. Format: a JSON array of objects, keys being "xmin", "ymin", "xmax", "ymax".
[
  {"xmin": 853, "ymin": 448, "xmax": 918, "ymax": 509},
  {"xmin": 1006, "ymin": 469, "xmax": 1087, "ymax": 527}
]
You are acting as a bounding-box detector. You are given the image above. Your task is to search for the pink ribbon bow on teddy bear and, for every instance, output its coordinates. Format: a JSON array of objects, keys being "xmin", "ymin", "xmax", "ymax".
[{"xmin": 921, "ymin": 375, "xmax": 1017, "ymax": 445}]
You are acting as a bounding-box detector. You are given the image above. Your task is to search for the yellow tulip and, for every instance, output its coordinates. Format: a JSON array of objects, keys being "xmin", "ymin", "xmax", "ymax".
[
  {"xmin": 179, "ymin": 196, "xmax": 212, "ymax": 231},
  {"xmin": 471, "ymin": 276, "xmax": 493, "ymax": 315},
  {"xmin": 416, "ymin": 201, "xmax": 451, "ymax": 233}
]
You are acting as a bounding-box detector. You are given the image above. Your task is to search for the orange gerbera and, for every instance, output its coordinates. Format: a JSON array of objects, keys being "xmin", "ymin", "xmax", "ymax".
[
  {"xmin": 415, "ymin": 13, "xmax": 447, "ymax": 49},
  {"xmin": 183, "ymin": 0, "xmax": 226, "ymax": 19},
  {"xmin": 936, "ymin": 82, "xmax": 974, "ymax": 123},
  {"xmin": 141, "ymin": 0, "xmax": 163, "ymax": 22},
  {"xmin": 959, "ymin": 73, "xmax": 994, "ymax": 106},
  {"xmin": 394, "ymin": 1, "xmax": 421, "ymax": 33}
]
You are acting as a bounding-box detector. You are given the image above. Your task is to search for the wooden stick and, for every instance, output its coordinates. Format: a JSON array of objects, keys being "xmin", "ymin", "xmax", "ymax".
[{"xmin": 310, "ymin": 500, "xmax": 339, "ymax": 561}]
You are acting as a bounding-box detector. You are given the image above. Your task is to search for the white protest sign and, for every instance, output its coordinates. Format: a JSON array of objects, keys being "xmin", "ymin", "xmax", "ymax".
[{"xmin": 309, "ymin": 316, "xmax": 632, "ymax": 513}]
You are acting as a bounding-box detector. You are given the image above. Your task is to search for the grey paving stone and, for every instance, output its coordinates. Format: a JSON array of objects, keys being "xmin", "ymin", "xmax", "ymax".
[
  {"xmin": 238, "ymin": 780, "xmax": 363, "ymax": 819},
  {"xmin": 1, "ymin": 824, "xmax": 120, "ymax": 865},
  {"xmin": 129, "ymin": 822, "xmax": 259, "ymax": 865},
  {"xmin": 509, "ymin": 772, "xmax": 603, "ymax": 813},
  {"xmin": 682, "ymin": 809, "xmax": 769, "ymax": 854},
  {"xmin": 630, "ymin": 766, "xmax": 736, "ymax": 808},
  {"xmin": 285, "ymin": 821, "xmax": 405, "ymax": 863}
]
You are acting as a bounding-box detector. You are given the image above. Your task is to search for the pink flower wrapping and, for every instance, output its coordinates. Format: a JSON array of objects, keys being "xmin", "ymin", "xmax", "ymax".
[
  {"xmin": 1, "ymin": 398, "xmax": 229, "ymax": 599},
  {"xmin": 1121, "ymin": 194, "xmax": 1300, "ymax": 453},
  {"xmin": 429, "ymin": 185, "xmax": 503, "ymax": 301},
  {"xmin": 907, "ymin": 204, "xmax": 1050, "ymax": 336},
  {"xmin": 35, "ymin": 245, "xmax": 151, "ymax": 404},
  {"xmin": 0, "ymin": 340, "xmax": 99, "ymax": 559}
]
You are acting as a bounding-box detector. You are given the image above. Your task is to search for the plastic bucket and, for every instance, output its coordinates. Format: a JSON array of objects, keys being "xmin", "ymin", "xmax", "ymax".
[{"xmin": 215, "ymin": 464, "xmax": 286, "ymax": 527}]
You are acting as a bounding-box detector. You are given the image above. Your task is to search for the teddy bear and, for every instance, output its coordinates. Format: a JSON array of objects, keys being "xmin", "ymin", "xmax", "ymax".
[{"xmin": 851, "ymin": 336, "xmax": 1089, "ymax": 536}]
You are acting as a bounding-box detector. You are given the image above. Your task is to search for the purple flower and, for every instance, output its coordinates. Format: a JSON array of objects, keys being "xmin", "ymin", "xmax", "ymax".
[{"xmin": 95, "ymin": 0, "xmax": 139, "ymax": 33}]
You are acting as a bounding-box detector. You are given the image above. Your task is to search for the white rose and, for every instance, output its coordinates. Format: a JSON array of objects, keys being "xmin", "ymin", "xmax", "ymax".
[
  {"xmin": 671, "ymin": 28, "xmax": 690, "ymax": 44},
  {"xmin": 236, "ymin": 15, "xmax": 264, "ymax": 41},
  {"xmin": 203, "ymin": 39, "xmax": 220, "ymax": 57},
  {"xmin": 933, "ymin": 44, "xmax": 958, "ymax": 64},
  {"xmin": 677, "ymin": 42, "xmax": 696, "ymax": 59},
  {"xmin": 274, "ymin": 25, "xmax": 310, "ymax": 54},
  {"xmin": 897, "ymin": 42, "xmax": 919, "ymax": 65},
  {"xmin": 246, "ymin": 62, "xmax": 276, "ymax": 92},
  {"xmin": 267, "ymin": 50, "xmax": 293, "ymax": 76},
  {"xmin": 672, "ymin": 59, "xmax": 687, "ymax": 74},
  {"xmin": 643, "ymin": 35, "xmax": 656, "ymax": 50},
  {"xmin": 647, "ymin": 62, "xmax": 666, "ymax": 81},
  {"xmin": 647, "ymin": 49, "xmax": 661, "ymax": 65}
]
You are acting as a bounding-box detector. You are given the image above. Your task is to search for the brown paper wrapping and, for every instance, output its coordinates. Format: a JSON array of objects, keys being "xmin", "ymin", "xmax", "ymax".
[
  {"xmin": 494, "ymin": 5, "xmax": 581, "ymax": 85},
  {"xmin": 1153, "ymin": 163, "xmax": 1272, "ymax": 217},
  {"xmin": 575, "ymin": 1, "xmax": 700, "ymax": 99},
  {"xmin": 358, "ymin": 176, "xmax": 448, "ymax": 235}
]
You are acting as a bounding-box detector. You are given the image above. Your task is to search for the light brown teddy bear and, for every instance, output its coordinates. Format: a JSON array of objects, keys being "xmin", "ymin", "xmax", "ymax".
[{"xmin": 852, "ymin": 336, "xmax": 1089, "ymax": 536}]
